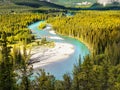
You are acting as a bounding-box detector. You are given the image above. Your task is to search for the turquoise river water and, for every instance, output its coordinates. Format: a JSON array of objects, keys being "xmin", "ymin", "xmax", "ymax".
[{"xmin": 28, "ymin": 21, "xmax": 89, "ymax": 80}]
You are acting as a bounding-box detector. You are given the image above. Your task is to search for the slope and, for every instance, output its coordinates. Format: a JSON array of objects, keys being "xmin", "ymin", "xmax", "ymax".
[{"xmin": 0, "ymin": 0, "xmax": 66, "ymax": 14}]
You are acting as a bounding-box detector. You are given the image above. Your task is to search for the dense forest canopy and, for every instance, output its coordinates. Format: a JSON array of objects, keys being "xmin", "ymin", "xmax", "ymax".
[
  {"xmin": 0, "ymin": 13, "xmax": 54, "ymax": 44},
  {"xmin": 48, "ymin": 11, "xmax": 120, "ymax": 65},
  {"xmin": 0, "ymin": 0, "xmax": 120, "ymax": 89}
]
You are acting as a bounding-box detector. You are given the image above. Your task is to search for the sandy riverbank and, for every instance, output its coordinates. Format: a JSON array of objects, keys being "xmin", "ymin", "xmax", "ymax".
[
  {"xmin": 30, "ymin": 28, "xmax": 75, "ymax": 69},
  {"xmin": 30, "ymin": 42, "xmax": 75, "ymax": 69}
]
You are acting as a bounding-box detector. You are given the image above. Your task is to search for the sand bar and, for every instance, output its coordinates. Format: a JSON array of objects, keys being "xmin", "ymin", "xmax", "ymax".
[{"xmin": 30, "ymin": 41, "xmax": 75, "ymax": 69}]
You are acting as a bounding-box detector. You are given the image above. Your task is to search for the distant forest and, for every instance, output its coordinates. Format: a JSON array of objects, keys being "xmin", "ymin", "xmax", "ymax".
[
  {"xmin": 0, "ymin": 0, "xmax": 120, "ymax": 90},
  {"xmin": 0, "ymin": 10, "xmax": 120, "ymax": 90}
]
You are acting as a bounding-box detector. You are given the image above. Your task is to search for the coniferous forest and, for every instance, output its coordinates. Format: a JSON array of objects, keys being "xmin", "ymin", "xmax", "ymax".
[{"xmin": 0, "ymin": 0, "xmax": 120, "ymax": 90}]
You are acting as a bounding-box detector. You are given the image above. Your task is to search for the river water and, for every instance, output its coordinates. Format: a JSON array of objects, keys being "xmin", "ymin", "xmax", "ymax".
[{"xmin": 28, "ymin": 21, "xmax": 89, "ymax": 80}]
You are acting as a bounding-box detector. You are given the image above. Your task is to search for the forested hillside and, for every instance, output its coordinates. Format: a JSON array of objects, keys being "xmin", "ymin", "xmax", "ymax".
[
  {"xmin": 0, "ymin": 10, "xmax": 120, "ymax": 90},
  {"xmin": 0, "ymin": 0, "xmax": 120, "ymax": 14},
  {"xmin": 0, "ymin": 0, "xmax": 66, "ymax": 8},
  {"xmin": 48, "ymin": 11, "xmax": 120, "ymax": 65},
  {"xmin": 0, "ymin": 13, "xmax": 53, "ymax": 44},
  {"xmin": 0, "ymin": 0, "xmax": 66, "ymax": 14},
  {"xmin": 47, "ymin": 11, "xmax": 120, "ymax": 89},
  {"xmin": 0, "ymin": 0, "xmax": 120, "ymax": 89}
]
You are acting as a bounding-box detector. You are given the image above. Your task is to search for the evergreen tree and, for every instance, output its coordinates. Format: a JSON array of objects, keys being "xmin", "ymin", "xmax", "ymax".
[
  {"xmin": 72, "ymin": 55, "xmax": 82, "ymax": 90},
  {"xmin": 0, "ymin": 31, "xmax": 16, "ymax": 90},
  {"xmin": 36, "ymin": 69, "xmax": 55, "ymax": 90},
  {"xmin": 99, "ymin": 59, "xmax": 111, "ymax": 90},
  {"xmin": 63, "ymin": 73, "xmax": 72, "ymax": 90},
  {"xmin": 18, "ymin": 45, "xmax": 33, "ymax": 90},
  {"xmin": 54, "ymin": 80, "xmax": 64, "ymax": 90}
]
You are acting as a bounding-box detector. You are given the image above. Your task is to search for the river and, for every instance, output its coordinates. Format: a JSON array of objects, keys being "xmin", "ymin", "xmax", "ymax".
[{"xmin": 28, "ymin": 21, "xmax": 89, "ymax": 80}]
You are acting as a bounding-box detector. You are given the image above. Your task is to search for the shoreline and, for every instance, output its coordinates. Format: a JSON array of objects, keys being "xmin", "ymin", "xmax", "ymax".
[
  {"xmin": 30, "ymin": 41, "xmax": 75, "ymax": 69},
  {"xmin": 28, "ymin": 22, "xmax": 90, "ymax": 79},
  {"xmin": 55, "ymin": 32, "xmax": 93, "ymax": 54},
  {"xmin": 29, "ymin": 23, "xmax": 90, "ymax": 71},
  {"xmin": 30, "ymin": 29, "xmax": 75, "ymax": 69},
  {"xmin": 78, "ymin": 38, "xmax": 93, "ymax": 54}
]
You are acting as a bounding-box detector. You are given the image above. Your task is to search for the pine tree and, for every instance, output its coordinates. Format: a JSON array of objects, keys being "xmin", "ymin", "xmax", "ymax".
[
  {"xmin": 0, "ymin": 31, "xmax": 16, "ymax": 90},
  {"xmin": 100, "ymin": 59, "xmax": 111, "ymax": 90},
  {"xmin": 63, "ymin": 73, "xmax": 72, "ymax": 90},
  {"xmin": 72, "ymin": 55, "xmax": 82, "ymax": 90},
  {"xmin": 18, "ymin": 45, "xmax": 33, "ymax": 90},
  {"xmin": 37, "ymin": 69, "xmax": 55, "ymax": 90}
]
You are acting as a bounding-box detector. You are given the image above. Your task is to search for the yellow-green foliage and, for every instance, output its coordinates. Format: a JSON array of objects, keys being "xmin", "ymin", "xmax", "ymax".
[
  {"xmin": 48, "ymin": 11, "xmax": 120, "ymax": 51},
  {"xmin": 38, "ymin": 22, "xmax": 46, "ymax": 30},
  {"xmin": 0, "ymin": 13, "xmax": 52, "ymax": 44},
  {"xmin": 40, "ymin": 37, "xmax": 55, "ymax": 47},
  {"xmin": 48, "ymin": 10, "xmax": 120, "ymax": 65}
]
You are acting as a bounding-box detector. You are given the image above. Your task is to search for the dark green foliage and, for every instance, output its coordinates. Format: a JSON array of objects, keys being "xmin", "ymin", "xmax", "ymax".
[
  {"xmin": 48, "ymin": 11, "xmax": 120, "ymax": 65},
  {"xmin": 46, "ymin": 11, "xmax": 120, "ymax": 89},
  {"xmin": 0, "ymin": 10, "xmax": 120, "ymax": 90},
  {"xmin": 75, "ymin": 56, "xmax": 95, "ymax": 90},
  {"xmin": 0, "ymin": 0, "xmax": 66, "ymax": 14},
  {"xmin": 11, "ymin": 45, "xmax": 33, "ymax": 90},
  {"xmin": 41, "ymin": 37, "xmax": 47, "ymax": 44},
  {"xmin": 71, "ymin": 55, "xmax": 120, "ymax": 90},
  {"xmin": 13, "ymin": 0, "xmax": 66, "ymax": 9},
  {"xmin": 0, "ymin": 32, "xmax": 16, "ymax": 90},
  {"xmin": 105, "ymin": 42, "xmax": 120, "ymax": 65},
  {"xmin": 54, "ymin": 80, "xmax": 64, "ymax": 90},
  {"xmin": 36, "ymin": 69, "xmax": 55, "ymax": 90},
  {"xmin": 19, "ymin": 46, "xmax": 32, "ymax": 90},
  {"xmin": 12, "ymin": 46, "xmax": 22, "ymax": 65},
  {"xmin": 63, "ymin": 73, "xmax": 72, "ymax": 90},
  {"xmin": 0, "ymin": 13, "xmax": 52, "ymax": 44}
]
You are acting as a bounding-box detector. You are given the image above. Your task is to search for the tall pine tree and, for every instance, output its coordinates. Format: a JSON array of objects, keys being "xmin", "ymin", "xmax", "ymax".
[{"xmin": 0, "ymin": 31, "xmax": 16, "ymax": 90}]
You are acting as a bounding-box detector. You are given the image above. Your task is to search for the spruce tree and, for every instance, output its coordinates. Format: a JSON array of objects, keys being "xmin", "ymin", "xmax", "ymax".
[
  {"xmin": 63, "ymin": 73, "xmax": 72, "ymax": 90},
  {"xmin": 18, "ymin": 45, "xmax": 32, "ymax": 90},
  {"xmin": 0, "ymin": 31, "xmax": 16, "ymax": 90},
  {"xmin": 72, "ymin": 55, "xmax": 82, "ymax": 90}
]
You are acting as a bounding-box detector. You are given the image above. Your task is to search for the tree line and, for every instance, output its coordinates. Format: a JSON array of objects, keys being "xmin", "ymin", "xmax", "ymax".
[
  {"xmin": 47, "ymin": 11, "xmax": 120, "ymax": 89},
  {"xmin": 0, "ymin": 13, "xmax": 54, "ymax": 44},
  {"xmin": 48, "ymin": 11, "xmax": 120, "ymax": 65},
  {"xmin": 0, "ymin": 11, "xmax": 120, "ymax": 90}
]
